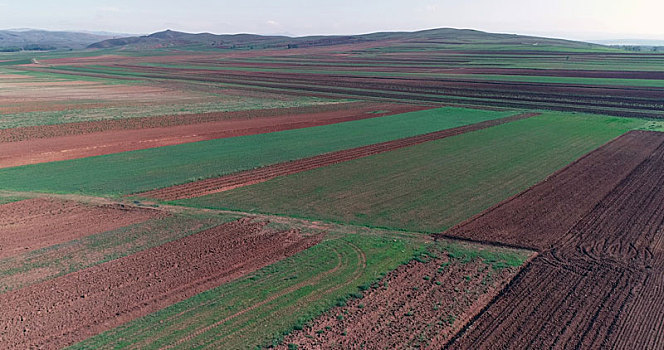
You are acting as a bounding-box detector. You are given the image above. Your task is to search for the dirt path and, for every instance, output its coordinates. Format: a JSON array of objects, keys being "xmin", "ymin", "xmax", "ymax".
[
  {"xmin": 0, "ymin": 219, "xmax": 321, "ymax": 349},
  {"xmin": 141, "ymin": 112, "xmax": 539, "ymax": 201},
  {"xmin": 0, "ymin": 103, "xmax": 426, "ymax": 168}
]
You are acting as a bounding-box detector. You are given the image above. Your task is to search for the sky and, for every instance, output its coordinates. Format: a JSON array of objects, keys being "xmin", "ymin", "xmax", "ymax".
[{"xmin": 1, "ymin": 0, "xmax": 663, "ymax": 41}]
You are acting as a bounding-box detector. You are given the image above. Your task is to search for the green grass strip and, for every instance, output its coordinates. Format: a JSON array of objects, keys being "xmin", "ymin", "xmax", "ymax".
[
  {"xmin": 177, "ymin": 112, "xmax": 644, "ymax": 233},
  {"xmin": 0, "ymin": 107, "xmax": 516, "ymax": 196}
]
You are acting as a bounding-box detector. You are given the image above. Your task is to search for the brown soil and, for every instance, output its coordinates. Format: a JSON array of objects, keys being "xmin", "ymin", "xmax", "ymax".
[
  {"xmin": 444, "ymin": 131, "xmax": 664, "ymax": 349},
  {"xmin": 280, "ymin": 257, "xmax": 524, "ymax": 349},
  {"xmin": 141, "ymin": 112, "xmax": 538, "ymax": 200},
  {"xmin": 0, "ymin": 218, "xmax": 321, "ymax": 349},
  {"xmin": 0, "ymin": 103, "xmax": 424, "ymax": 168},
  {"xmin": 0, "ymin": 102, "xmax": 420, "ymax": 143},
  {"xmin": 0, "ymin": 198, "xmax": 162, "ymax": 259}
]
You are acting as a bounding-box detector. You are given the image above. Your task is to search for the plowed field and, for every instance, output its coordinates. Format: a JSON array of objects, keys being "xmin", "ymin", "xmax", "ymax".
[
  {"xmin": 444, "ymin": 130, "xmax": 664, "ymax": 250},
  {"xmin": 0, "ymin": 219, "xmax": 320, "ymax": 349},
  {"xmin": 0, "ymin": 198, "xmax": 162, "ymax": 259},
  {"xmin": 445, "ymin": 131, "xmax": 664, "ymax": 349}
]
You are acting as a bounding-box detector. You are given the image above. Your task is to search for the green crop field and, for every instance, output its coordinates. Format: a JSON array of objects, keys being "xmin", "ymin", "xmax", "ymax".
[
  {"xmin": 0, "ymin": 107, "xmax": 517, "ymax": 195},
  {"xmin": 176, "ymin": 112, "xmax": 645, "ymax": 233},
  {"xmin": 68, "ymin": 232, "xmax": 529, "ymax": 349}
]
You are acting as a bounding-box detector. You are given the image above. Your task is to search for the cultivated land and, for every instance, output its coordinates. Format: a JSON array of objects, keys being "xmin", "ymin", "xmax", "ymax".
[
  {"xmin": 1, "ymin": 27, "xmax": 664, "ymax": 348},
  {"xmin": 176, "ymin": 112, "xmax": 646, "ymax": 232},
  {"xmin": 0, "ymin": 102, "xmax": 426, "ymax": 168},
  {"xmin": 0, "ymin": 107, "xmax": 517, "ymax": 195},
  {"xmin": 443, "ymin": 131, "xmax": 664, "ymax": 348}
]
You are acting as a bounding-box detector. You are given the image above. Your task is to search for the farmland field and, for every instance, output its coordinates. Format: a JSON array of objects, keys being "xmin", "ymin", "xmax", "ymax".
[
  {"xmin": 445, "ymin": 131, "xmax": 664, "ymax": 348},
  {"xmin": 1, "ymin": 24, "xmax": 664, "ymax": 349},
  {"xmin": 0, "ymin": 106, "xmax": 517, "ymax": 195},
  {"xmin": 176, "ymin": 112, "xmax": 646, "ymax": 232}
]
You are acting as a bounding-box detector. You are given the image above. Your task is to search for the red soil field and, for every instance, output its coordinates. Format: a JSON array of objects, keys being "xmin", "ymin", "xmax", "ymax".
[
  {"xmin": 444, "ymin": 131, "xmax": 664, "ymax": 349},
  {"xmin": 280, "ymin": 256, "xmax": 526, "ymax": 349},
  {"xmin": 0, "ymin": 103, "xmax": 426, "ymax": 168},
  {"xmin": 0, "ymin": 198, "xmax": 162, "ymax": 259},
  {"xmin": 141, "ymin": 112, "xmax": 538, "ymax": 201},
  {"xmin": 0, "ymin": 218, "xmax": 321, "ymax": 349}
]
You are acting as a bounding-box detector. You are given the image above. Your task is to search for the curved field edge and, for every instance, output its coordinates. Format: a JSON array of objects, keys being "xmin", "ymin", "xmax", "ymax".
[
  {"xmin": 174, "ymin": 112, "xmax": 647, "ymax": 233},
  {"xmin": 279, "ymin": 242, "xmax": 532, "ymax": 349},
  {"xmin": 67, "ymin": 234, "xmax": 532, "ymax": 349},
  {"xmin": 0, "ymin": 107, "xmax": 517, "ymax": 196}
]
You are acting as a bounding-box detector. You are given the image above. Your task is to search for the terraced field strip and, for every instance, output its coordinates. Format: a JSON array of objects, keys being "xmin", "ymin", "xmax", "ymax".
[
  {"xmin": 0, "ymin": 103, "xmax": 427, "ymax": 168},
  {"xmin": 69, "ymin": 234, "xmax": 423, "ymax": 349},
  {"xmin": 0, "ymin": 107, "xmax": 516, "ymax": 196},
  {"xmin": 445, "ymin": 131, "xmax": 664, "ymax": 349},
  {"xmin": 142, "ymin": 112, "xmax": 538, "ymax": 200},
  {"xmin": 0, "ymin": 198, "xmax": 162, "ymax": 259},
  {"xmin": 0, "ymin": 219, "xmax": 320, "ymax": 349},
  {"xmin": 177, "ymin": 113, "xmax": 645, "ymax": 233}
]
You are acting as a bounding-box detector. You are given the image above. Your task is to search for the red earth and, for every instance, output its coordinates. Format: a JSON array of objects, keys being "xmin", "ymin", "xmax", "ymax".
[
  {"xmin": 141, "ymin": 112, "xmax": 538, "ymax": 201},
  {"xmin": 0, "ymin": 218, "xmax": 321, "ymax": 349},
  {"xmin": 0, "ymin": 102, "xmax": 427, "ymax": 168},
  {"xmin": 0, "ymin": 198, "xmax": 162, "ymax": 259}
]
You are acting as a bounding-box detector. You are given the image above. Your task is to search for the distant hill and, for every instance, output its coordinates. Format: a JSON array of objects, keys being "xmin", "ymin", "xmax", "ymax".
[
  {"xmin": 0, "ymin": 30, "xmax": 124, "ymax": 51},
  {"xmin": 88, "ymin": 28, "xmax": 608, "ymax": 51}
]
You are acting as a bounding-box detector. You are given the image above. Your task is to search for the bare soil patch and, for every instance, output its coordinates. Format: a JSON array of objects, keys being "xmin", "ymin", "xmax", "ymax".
[{"xmin": 0, "ymin": 198, "xmax": 162, "ymax": 259}]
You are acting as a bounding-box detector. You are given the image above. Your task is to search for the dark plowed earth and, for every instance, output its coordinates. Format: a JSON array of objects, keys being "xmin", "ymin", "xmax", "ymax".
[
  {"xmin": 141, "ymin": 112, "xmax": 538, "ymax": 201},
  {"xmin": 444, "ymin": 131, "xmax": 664, "ymax": 349},
  {"xmin": 0, "ymin": 218, "xmax": 321, "ymax": 349}
]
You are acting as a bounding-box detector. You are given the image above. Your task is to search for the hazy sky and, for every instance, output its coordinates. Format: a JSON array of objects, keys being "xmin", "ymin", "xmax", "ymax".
[{"xmin": 1, "ymin": 0, "xmax": 663, "ymax": 40}]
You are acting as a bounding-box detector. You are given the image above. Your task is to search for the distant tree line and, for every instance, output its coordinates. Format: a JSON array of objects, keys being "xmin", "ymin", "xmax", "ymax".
[
  {"xmin": 0, "ymin": 44, "xmax": 57, "ymax": 52},
  {"xmin": 612, "ymin": 45, "xmax": 663, "ymax": 52}
]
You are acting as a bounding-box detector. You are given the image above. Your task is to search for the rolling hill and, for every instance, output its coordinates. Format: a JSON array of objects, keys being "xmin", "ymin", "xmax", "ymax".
[{"xmin": 88, "ymin": 28, "xmax": 609, "ymax": 51}]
